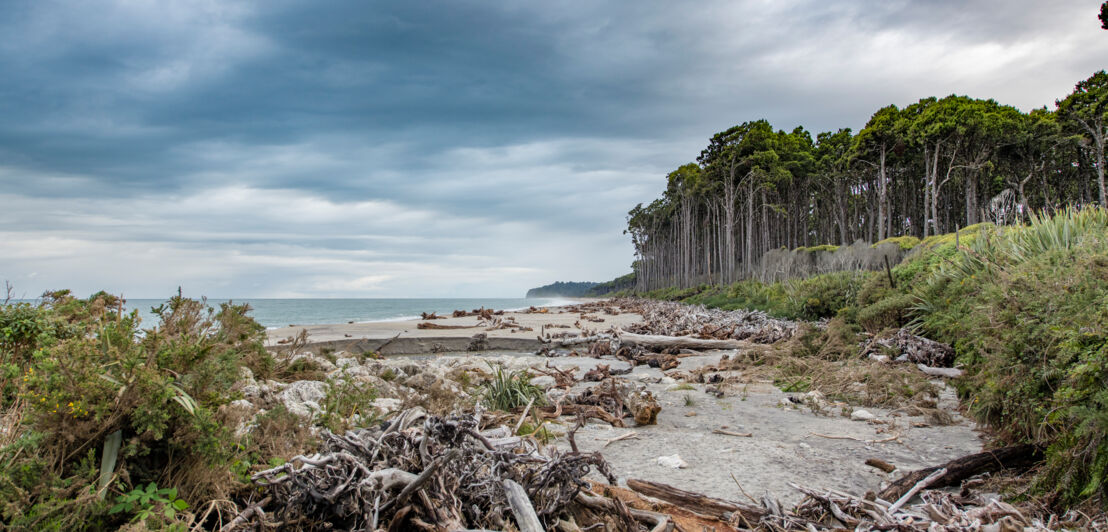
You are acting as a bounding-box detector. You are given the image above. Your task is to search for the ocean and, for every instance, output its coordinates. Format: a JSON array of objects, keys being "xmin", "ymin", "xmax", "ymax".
[{"xmin": 97, "ymin": 297, "xmax": 579, "ymax": 330}]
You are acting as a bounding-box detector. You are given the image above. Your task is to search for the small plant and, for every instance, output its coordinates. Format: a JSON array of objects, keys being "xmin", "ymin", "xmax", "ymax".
[
  {"xmin": 683, "ymin": 394, "xmax": 696, "ymax": 407},
  {"xmin": 481, "ymin": 363, "xmax": 544, "ymax": 411},
  {"xmin": 379, "ymin": 368, "xmax": 397, "ymax": 382},
  {"xmin": 109, "ymin": 482, "xmax": 189, "ymax": 523},
  {"xmin": 316, "ymin": 378, "xmax": 378, "ymax": 433},
  {"xmin": 669, "ymin": 382, "xmax": 695, "ymax": 391}
]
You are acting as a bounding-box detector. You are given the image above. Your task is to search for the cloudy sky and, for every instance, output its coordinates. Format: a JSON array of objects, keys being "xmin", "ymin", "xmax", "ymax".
[{"xmin": 1, "ymin": 1, "xmax": 1105, "ymax": 298}]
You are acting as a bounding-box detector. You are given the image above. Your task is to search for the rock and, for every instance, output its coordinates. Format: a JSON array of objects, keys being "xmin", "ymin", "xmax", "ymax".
[
  {"xmin": 335, "ymin": 357, "xmax": 359, "ymax": 369},
  {"xmin": 530, "ymin": 376, "xmax": 557, "ymax": 389},
  {"xmin": 289, "ymin": 353, "xmax": 336, "ymax": 372},
  {"xmin": 278, "ymin": 380, "xmax": 328, "ymax": 418},
  {"xmin": 372, "ymin": 397, "xmax": 403, "ymax": 414},
  {"xmin": 660, "ymin": 376, "xmax": 677, "ymax": 385},
  {"xmin": 656, "ymin": 454, "xmax": 688, "ymax": 469},
  {"xmin": 851, "ymin": 409, "xmax": 877, "ymax": 422}
]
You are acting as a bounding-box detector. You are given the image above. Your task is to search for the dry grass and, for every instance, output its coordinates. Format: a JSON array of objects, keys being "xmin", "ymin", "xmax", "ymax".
[{"xmin": 720, "ymin": 344, "xmax": 938, "ymax": 408}]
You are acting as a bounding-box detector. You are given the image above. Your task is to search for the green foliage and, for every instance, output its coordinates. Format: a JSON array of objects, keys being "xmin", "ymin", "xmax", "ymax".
[
  {"xmin": 109, "ymin": 482, "xmax": 189, "ymax": 525},
  {"xmin": 525, "ymin": 281, "xmax": 599, "ymax": 298},
  {"xmin": 586, "ymin": 272, "xmax": 637, "ymax": 296},
  {"xmin": 910, "ymin": 207, "xmax": 1108, "ymax": 506},
  {"xmin": 872, "ymin": 235, "xmax": 920, "ymax": 250},
  {"xmin": 316, "ymin": 378, "xmax": 379, "ymax": 433},
  {"xmin": 856, "ymin": 292, "xmax": 915, "ymax": 333},
  {"xmin": 783, "ymin": 271, "xmax": 869, "ymax": 320},
  {"xmin": 0, "ymin": 291, "xmax": 276, "ymax": 529},
  {"xmin": 480, "ymin": 364, "xmax": 544, "ymax": 411}
]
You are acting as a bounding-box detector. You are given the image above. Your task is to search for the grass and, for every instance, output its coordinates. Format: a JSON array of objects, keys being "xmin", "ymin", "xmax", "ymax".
[
  {"xmin": 480, "ymin": 363, "xmax": 545, "ymax": 411},
  {"xmin": 683, "ymin": 394, "xmax": 696, "ymax": 407}
]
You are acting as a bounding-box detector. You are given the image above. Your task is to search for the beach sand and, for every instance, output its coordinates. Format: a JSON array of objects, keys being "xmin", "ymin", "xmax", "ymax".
[{"xmin": 266, "ymin": 302, "xmax": 643, "ymax": 353}]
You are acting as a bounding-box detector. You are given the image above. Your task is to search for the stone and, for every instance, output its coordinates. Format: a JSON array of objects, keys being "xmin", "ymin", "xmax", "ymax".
[
  {"xmin": 530, "ymin": 375, "xmax": 557, "ymax": 389},
  {"xmin": 278, "ymin": 380, "xmax": 328, "ymax": 418},
  {"xmin": 656, "ymin": 454, "xmax": 688, "ymax": 469},
  {"xmin": 372, "ymin": 397, "xmax": 403, "ymax": 414},
  {"xmin": 851, "ymin": 409, "xmax": 877, "ymax": 422}
]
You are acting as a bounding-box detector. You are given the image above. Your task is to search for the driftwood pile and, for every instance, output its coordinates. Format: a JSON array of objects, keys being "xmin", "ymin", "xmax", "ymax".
[
  {"xmin": 617, "ymin": 299, "xmax": 798, "ymax": 344},
  {"xmin": 863, "ymin": 328, "xmax": 957, "ymax": 367},
  {"xmin": 229, "ymin": 402, "xmax": 1078, "ymax": 531},
  {"xmin": 234, "ymin": 407, "xmax": 619, "ymax": 531}
]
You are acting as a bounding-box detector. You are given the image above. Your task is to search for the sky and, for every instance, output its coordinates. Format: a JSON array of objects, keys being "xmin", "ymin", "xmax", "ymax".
[{"xmin": 1, "ymin": 0, "xmax": 1106, "ymax": 299}]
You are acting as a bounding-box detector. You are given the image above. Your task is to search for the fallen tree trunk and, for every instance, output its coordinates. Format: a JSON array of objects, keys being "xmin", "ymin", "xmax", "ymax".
[
  {"xmin": 617, "ymin": 331, "xmax": 751, "ymax": 350},
  {"xmin": 916, "ymin": 364, "xmax": 964, "ymax": 378},
  {"xmin": 878, "ymin": 444, "xmax": 1042, "ymax": 502},
  {"xmin": 626, "ymin": 478, "xmax": 766, "ymax": 524}
]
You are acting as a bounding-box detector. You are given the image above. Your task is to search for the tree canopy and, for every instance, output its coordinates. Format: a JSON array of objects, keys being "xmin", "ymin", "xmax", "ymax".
[{"xmin": 627, "ymin": 71, "xmax": 1108, "ymax": 290}]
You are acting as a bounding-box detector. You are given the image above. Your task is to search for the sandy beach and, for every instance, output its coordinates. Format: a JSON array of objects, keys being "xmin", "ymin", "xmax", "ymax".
[{"xmin": 266, "ymin": 301, "xmax": 644, "ymax": 353}]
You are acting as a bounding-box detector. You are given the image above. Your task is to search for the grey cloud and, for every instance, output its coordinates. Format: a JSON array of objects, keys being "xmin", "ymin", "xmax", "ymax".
[{"xmin": 1, "ymin": 0, "xmax": 1105, "ymax": 296}]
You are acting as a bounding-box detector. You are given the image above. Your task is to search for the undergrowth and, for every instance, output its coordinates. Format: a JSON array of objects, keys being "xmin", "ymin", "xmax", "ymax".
[
  {"xmin": 0, "ymin": 291, "xmax": 323, "ymax": 529},
  {"xmin": 639, "ymin": 206, "xmax": 1108, "ymax": 509}
]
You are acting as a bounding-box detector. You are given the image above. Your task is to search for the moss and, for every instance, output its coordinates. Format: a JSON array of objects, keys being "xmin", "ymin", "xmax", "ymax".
[
  {"xmin": 872, "ymin": 235, "xmax": 921, "ymax": 250},
  {"xmin": 793, "ymin": 244, "xmax": 840, "ymax": 253}
]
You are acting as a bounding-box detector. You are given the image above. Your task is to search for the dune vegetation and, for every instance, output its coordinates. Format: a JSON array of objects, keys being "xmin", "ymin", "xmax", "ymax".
[{"xmin": 630, "ymin": 207, "xmax": 1108, "ymax": 508}]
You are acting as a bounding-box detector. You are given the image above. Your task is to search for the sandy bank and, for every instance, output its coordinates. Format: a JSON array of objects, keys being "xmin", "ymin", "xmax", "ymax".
[{"xmin": 266, "ymin": 301, "xmax": 643, "ymax": 354}]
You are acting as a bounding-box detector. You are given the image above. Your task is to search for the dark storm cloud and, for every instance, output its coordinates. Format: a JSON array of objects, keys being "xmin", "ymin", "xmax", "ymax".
[{"xmin": 1, "ymin": 0, "xmax": 1105, "ymax": 297}]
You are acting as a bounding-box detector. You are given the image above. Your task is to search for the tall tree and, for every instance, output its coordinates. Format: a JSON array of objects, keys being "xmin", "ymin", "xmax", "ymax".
[{"xmin": 1057, "ymin": 70, "xmax": 1108, "ymax": 206}]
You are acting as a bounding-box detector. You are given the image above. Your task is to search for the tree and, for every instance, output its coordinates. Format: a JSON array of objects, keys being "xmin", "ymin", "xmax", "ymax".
[
  {"xmin": 1100, "ymin": 1, "xmax": 1108, "ymax": 29},
  {"xmin": 1057, "ymin": 71, "xmax": 1108, "ymax": 206},
  {"xmin": 854, "ymin": 105, "xmax": 901, "ymax": 240}
]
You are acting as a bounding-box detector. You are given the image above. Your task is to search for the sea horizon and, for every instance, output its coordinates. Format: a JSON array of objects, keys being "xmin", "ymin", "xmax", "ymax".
[{"xmin": 9, "ymin": 296, "xmax": 583, "ymax": 329}]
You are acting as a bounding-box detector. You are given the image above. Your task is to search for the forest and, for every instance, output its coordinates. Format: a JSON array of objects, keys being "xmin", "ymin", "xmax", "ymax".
[{"xmin": 626, "ymin": 70, "xmax": 1108, "ymax": 289}]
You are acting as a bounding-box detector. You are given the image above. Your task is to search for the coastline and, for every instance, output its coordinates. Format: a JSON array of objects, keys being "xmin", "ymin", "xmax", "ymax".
[{"xmin": 265, "ymin": 299, "xmax": 642, "ymax": 354}]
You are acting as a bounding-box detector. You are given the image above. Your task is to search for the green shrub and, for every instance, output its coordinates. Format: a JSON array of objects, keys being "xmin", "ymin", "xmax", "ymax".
[
  {"xmin": 784, "ymin": 271, "xmax": 869, "ymax": 320},
  {"xmin": 912, "ymin": 207, "xmax": 1108, "ymax": 506},
  {"xmin": 316, "ymin": 378, "xmax": 379, "ymax": 433},
  {"xmin": 481, "ymin": 364, "xmax": 544, "ymax": 411},
  {"xmin": 0, "ymin": 291, "xmax": 275, "ymax": 529},
  {"xmin": 856, "ymin": 292, "xmax": 916, "ymax": 333}
]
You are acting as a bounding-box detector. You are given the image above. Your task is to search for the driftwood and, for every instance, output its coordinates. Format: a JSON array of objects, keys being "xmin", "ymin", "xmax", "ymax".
[
  {"xmin": 417, "ymin": 322, "xmax": 476, "ymax": 330},
  {"xmin": 617, "ymin": 331, "xmax": 751, "ymax": 351},
  {"xmin": 865, "ymin": 457, "xmax": 896, "ymax": 473},
  {"xmin": 235, "ymin": 411, "xmax": 618, "ymax": 531},
  {"xmin": 626, "ymin": 478, "xmax": 766, "ymax": 524},
  {"xmin": 502, "ymin": 479, "xmax": 544, "ymax": 532},
  {"xmin": 618, "ymin": 298, "xmax": 797, "ymax": 343},
  {"xmin": 878, "ymin": 444, "xmax": 1042, "ymax": 501},
  {"xmin": 917, "ymin": 364, "xmax": 964, "ymax": 378},
  {"xmin": 887, "ymin": 467, "xmax": 947, "ymax": 514},
  {"xmin": 420, "ymin": 312, "xmax": 447, "ymax": 320}
]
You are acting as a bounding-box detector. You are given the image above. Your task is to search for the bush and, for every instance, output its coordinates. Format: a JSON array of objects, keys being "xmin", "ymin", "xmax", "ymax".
[
  {"xmin": 856, "ymin": 292, "xmax": 915, "ymax": 333},
  {"xmin": 784, "ymin": 271, "xmax": 870, "ymax": 320},
  {"xmin": 0, "ymin": 291, "xmax": 276, "ymax": 529},
  {"xmin": 912, "ymin": 207, "xmax": 1108, "ymax": 506}
]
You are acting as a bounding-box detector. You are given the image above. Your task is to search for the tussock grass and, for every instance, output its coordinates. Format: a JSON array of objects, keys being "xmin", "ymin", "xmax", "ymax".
[{"xmin": 480, "ymin": 364, "xmax": 544, "ymax": 412}]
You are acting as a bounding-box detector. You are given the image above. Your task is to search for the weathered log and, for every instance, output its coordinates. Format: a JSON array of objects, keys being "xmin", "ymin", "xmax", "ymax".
[
  {"xmin": 916, "ymin": 364, "xmax": 964, "ymax": 378},
  {"xmin": 502, "ymin": 479, "xmax": 544, "ymax": 532},
  {"xmin": 417, "ymin": 322, "xmax": 476, "ymax": 330},
  {"xmin": 864, "ymin": 458, "xmax": 896, "ymax": 473},
  {"xmin": 574, "ymin": 493, "xmax": 674, "ymax": 532},
  {"xmin": 877, "ymin": 444, "xmax": 1042, "ymax": 502},
  {"xmin": 624, "ymin": 388, "xmax": 660, "ymax": 426},
  {"xmin": 625, "ymin": 478, "xmax": 766, "ymax": 524},
  {"xmin": 887, "ymin": 467, "xmax": 946, "ymax": 514},
  {"xmin": 617, "ymin": 331, "xmax": 751, "ymax": 350}
]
